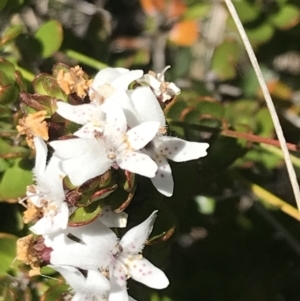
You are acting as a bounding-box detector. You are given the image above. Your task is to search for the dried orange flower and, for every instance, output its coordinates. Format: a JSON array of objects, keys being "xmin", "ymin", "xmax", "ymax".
[
  {"xmin": 22, "ymin": 198, "xmax": 44, "ymax": 224},
  {"xmin": 17, "ymin": 110, "xmax": 49, "ymax": 148},
  {"xmin": 56, "ymin": 65, "xmax": 93, "ymax": 98},
  {"xmin": 16, "ymin": 235, "xmax": 41, "ymax": 276}
]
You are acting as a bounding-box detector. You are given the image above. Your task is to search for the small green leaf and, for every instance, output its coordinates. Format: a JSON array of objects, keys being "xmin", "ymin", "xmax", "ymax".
[
  {"xmin": 68, "ymin": 201, "xmax": 102, "ymax": 226},
  {"xmin": 183, "ymin": 3, "xmax": 210, "ymax": 20},
  {"xmin": 34, "ymin": 20, "xmax": 63, "ymax": 58},
  {"xmin": 247, "ymin": 23, "xmax": 274, "ymax": 46},
  {"xmin": 0, "ymin": 25, "xmax": 23, "ymax": 48},
  {"xmin": 233, "ymin": 0, "xmax": 260, "ymax": 23},
  {"xmin": 0, "ymin": 159, "xmax": 32, "ymax": 200},
  {"xmin": 0, "ymin": 233, "xmax": 17, "ymax": 276},
  {"xmin": 211, "ymin": 40, "xmax": 242, "ymax": 80},
  {"xmin": 270, "ymin": 5, "xmax": 300, "ymax": 29}
]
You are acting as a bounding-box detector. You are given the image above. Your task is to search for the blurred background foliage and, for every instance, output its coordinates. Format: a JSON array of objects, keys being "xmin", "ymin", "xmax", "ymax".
[{"xmin": 2, "ymin": 0, "xmax": 300, "ymax": 300}]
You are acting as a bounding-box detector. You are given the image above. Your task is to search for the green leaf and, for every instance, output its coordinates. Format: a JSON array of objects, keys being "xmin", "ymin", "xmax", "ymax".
[
  {"xmin": 269, "ymin": 5, "xmax": 300, "ymax": 29},
  {"xmin": 246, "ymin": 23, "xmax": 274, "ymax": 46},
  {"xmin": 34, "ymin": 20, "xmax": 63, "ymax": 58},
  {"xmin": 68, "ymin": 201, "xmax": 102, "ymax": 226},
  {"xmin": 195, "ymin": 195, "xmax": 216, "ymax": 214},
  {"xmin": 0, "ymin": 159, "xmax": 32, "ymax": 200},
  {"xmin": 0, "ymin": 0, "xmax": 8, "ymax": 10},
  {"xmin": 0, "ymin": 233, "xmax": 17, "ymax": 276},
  {"xmin": 0, "ymin": 25, "xmax": 23, "ymax": 48},
  {"xmin": 211, "ymin": 40, "xmax": 242, "ymax": 80},
  {"xmin": 233, "ymin": 0, "xmax": 260, "ymax": 23},
  {"xmin": 41, "ymin": 283, "xmax": 70, "ymax": 301},
  {"xmin": 183, "ymin": 3, "xmax": 211, "ymax": 20}
]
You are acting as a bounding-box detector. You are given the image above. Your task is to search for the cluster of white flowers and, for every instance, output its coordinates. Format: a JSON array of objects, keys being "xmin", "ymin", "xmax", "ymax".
[{"xmin": 18, "ymin": 67, "xmax": 209, "ymax": 301}]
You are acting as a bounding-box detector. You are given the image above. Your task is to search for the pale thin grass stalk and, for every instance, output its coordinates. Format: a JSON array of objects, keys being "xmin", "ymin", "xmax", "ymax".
[{"xmin": 224, "ymin": 0, "xmax": 300, "ymax": 211}]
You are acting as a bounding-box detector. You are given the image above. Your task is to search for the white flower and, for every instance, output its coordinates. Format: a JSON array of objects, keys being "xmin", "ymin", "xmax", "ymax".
[
  {"xmin": 109, "ymin": 211, "xmax": 169, "ymax": 301},
  {"xmin": 45, "ymin": 218, "xmax": 118, "ymax": 270},
  {"xmin": 27, "ymin": 137, "xmax": 68, "ymax": 235},
  {"xmin": 51, "ymin": 265, "xmax": 110, "ymax": 301},
  {"xmin": 99, "ymin": 205, "xmax": 128, "ymax": 228},
  {"xmin": 138, "ymin": 66, "xmax": 180, "ymax": 103},
  {"xmin": 50, "ymin": 100, "xmax": 159, "ymax": 186},
  {"xmin": 128, "ymin": 86, "xmax": 209, "ymax": 197}
]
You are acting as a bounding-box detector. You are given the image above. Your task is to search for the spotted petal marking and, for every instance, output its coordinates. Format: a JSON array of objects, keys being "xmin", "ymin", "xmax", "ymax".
[
  {"xmin": 118, "ymin": 152, "xmax": 157, "ymax": 178},
  {"xmin": 156, "ymin": 136, "xmax": 209, "ymax": 162},
  {"xmin": 120, "ymin": 211, "xmax": 157, "ymax": 254},
  {"xmin": 151, "ymin": 154, "xmax": 173, "ymax": 197},
  {"xmin": 56, "ymin": 101, "xmax": 102, "ymax": 125},
  {"xmin": 127, "ymin": 121, "xmax": 160, "ymax": 150},
  {"xmin": 127, "ymin": 257, "xmax": 169, "ymax": 289}
]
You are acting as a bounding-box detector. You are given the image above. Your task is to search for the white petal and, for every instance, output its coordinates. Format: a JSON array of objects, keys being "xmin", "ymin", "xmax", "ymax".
[
  {"xmin": 50, "ymin": 139, "xmax": 92, "ymax": 159},
  {"xmin": 33, "ymin": 137, "xmax": 47, "ymax": 179},
  {"xmin": 156, "ymin": 137, "xmax": 209, "ymax": 162},
  {"xmin": 91, "ymin": 68, "xmax": 130, "ymax": 90},
  {"xmin": 48, "ymin": 220, "xmax": 117, "ymax": 270},
  {"xmin": 56, "ymin": 102, "xmax": 100, "ymax": 125},
  {"xmin": 102, "ymin": 99, "xmax": 127, "ymax": 134},
  {"xmin": 117, "ymin": 152, "xmax": 157, "ymax": 178},
  {"xmin": 30, "ymin": 202, "xmax": 69, "ymax": 235},
  {"xmin": 111, "ymin": 70, "xmax": 143, "ymax": 90},
  {"xmin": 51, "ymin": 138, "xmax": 111, "ymax": 186},
  {"xmin": 120, "ymin": 211, "xmax": 157, "ymax": 254},
  {"xmin": 128, "ymin": 257, "xmax": 169, "ymax": 289},
  {"xmin": 129, "ymin": 86, "xmax": 165, "ymax": 127},
  {"xmin": 109, "ymin": 260, "xmax": 128, "ymax": 301},
  {"xmin": 99, "ymin": 205, "xmax": 128, "ymax": 228},
  {"xmin": 74, "ymin": 122, "xmax": 104, "ymax": 139},
  {"xmin": 110, "ymin": 89, "xmax": 139, "ymax": 128},
  {"xmin": 127, "ymin": 121, "xmax": 160, "ymax": 150},
  {"xmin": 151, "ymin": 156, "xmax": 173, "ymax": 197},
  {"xmin": 51, "ymin": 265, "xmax": 110, "ymax": 299}
]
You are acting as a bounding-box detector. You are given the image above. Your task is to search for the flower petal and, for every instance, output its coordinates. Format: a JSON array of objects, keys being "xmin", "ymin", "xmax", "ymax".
[
  {"xmin": 109, "ymin": 262, "xmax": 129, "ymax": 301},
  {"xmin": 102, "ymin": 99, "xmax": 127, "ymax": 134},
  {"xmin": 156, "ymin": 136, "xmax": 209, "ymax": 162},
  {"xmin": 120, "ymin": 211, "xmax": 157, "ymax": 254},
  {"xmin": 129, "ymin": 86, "xmax": 165, "ymax": 127},
  {"xmin": 91, "ymin": 68, "xmax": 130, "ymax": 90},
  {"xmin": 30, "ymin": 202, "xmax": 69, "ymax": 235},
  {"xmin": 51, "ymin": 265, "xmax": 110, "ymax": 300},
  {"xmin": 150, "ymin": 155, "xmax": 173, "ymax": 197},
  {"xmin": 111, "ymin": 70, "xmax": 143, "ymax": 90},
  {"xmin": 128, "ymin": 257, "xmax": 169, "ymax": 289},
  {"xmin": 117, "ymin": 152, "xmax": 157, "ymax": 178},
  {"xmin": 99, "ymin": 205, "xmax": 128, "ymax": 228},
  {"xmin": 51, "ymin": 138, "xmax": 111, "ymax": 186},
  {"xmin": 46, "ymin": 220, "xmax": 117, "ymax": 270},
  {"xmin": 33, "ymin": 137, "xmax": 47, "ymax": 179},
  {"xmin": 74, "ymin": 122, "xmax": 104, "ymax": 139},
  {"xmin": 127, "ymin": 121, "xmax": 160, "ymax": 150},
  {"xmin": 56, "ymin": 101, "xmax": 102, "ymax": 125}
]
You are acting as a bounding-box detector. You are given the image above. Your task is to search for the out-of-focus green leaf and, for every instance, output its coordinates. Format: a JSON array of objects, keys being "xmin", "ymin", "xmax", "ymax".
[
  {"xmin": 269, "ymin": 5, "xmax": 300, "ymax": 29},
  {"xmin": 0, "ymin": 0, "xmax": 8, "ymax": 10},
  {"xmin": 233, "ymin": 0, "xmax": 260, "ymax": 23},
  {"xmin": 0, "ymin": 275, "xmax": 32, "ymax": 301},
  {"xmin": 183, "ymin": 3, "xmax": 210, "ymax": 20},
  {"xmin": 0, "ymin": 25, "xmax": 23, "ymax": 48},
  {"xmin": 0, "ymin": 138, "xmax": 29, "ymax": 158},
  {"xmin": 0, "ymin": 159, "xmax": 32, "ymax": 200},
  {"xmin": 195, "ymin": 195, "xmax": 216, "ymax": 215},
  {"xmin": 34, "ymin": 20, "xmax": 63, "ymax": 58},
  {"xmin": 211, "ymin": 40, "xmax": 241, "ymax": 80},
  {"xmin": 40, "ymin": 283, "xmax": 70, "ymax": 301},
  {"xmin": 247, "ymin": 23, "xmax": 274, "ymax": 46},
  {"xmin": 0, "ymin": 233, "xmax": 17, "ymax": 275},
  {"xmin": 255, "ymin": 108, "xmax": 274, "ymax": 137}
]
